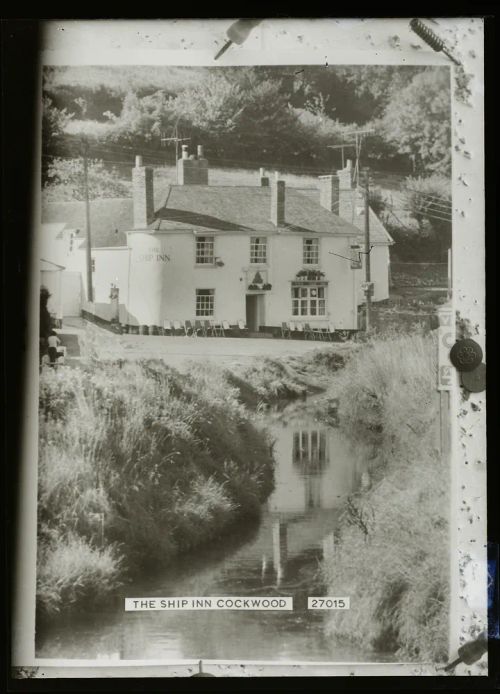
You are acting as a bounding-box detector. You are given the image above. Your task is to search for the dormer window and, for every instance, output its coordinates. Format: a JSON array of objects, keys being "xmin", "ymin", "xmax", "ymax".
[{"xmin": 303, "ymin": 237, "xmax": 319, "ymax": 265}]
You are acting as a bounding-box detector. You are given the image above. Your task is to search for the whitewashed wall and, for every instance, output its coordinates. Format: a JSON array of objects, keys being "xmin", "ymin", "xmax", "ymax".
[{"xmin": 124, "ymin": 231, "xmax": 359, "ymax": 329}]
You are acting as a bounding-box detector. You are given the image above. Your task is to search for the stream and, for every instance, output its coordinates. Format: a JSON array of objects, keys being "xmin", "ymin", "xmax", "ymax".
[{"xmin": 37, "ymin": 397, "xmax": 387, "ymax": 663}]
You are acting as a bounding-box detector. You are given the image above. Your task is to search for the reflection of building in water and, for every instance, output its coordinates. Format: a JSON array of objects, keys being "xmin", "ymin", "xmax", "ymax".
[
  {"xmin": 268, "ymin": 422, "xmax": 360, "ymax": 514},
  {"xmin": 292, "ymin": 429, "xmax": 329, "ymax": 475},
  {"xmin": 293, "ymin": 428, "xmax": 329, "ymax": 509},
  {"xmin": 304, "ymin": 475, "xmax": 322, "ymax": 510},
  {"xmin": 272, "ymin": 521, "xmax": 288, "ymax": 586}
]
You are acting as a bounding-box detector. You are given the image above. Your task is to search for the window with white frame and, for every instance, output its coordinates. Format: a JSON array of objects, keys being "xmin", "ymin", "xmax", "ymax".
[
  {"xmin": 195, "ymin": 236, "xmax": 215, "ymax": 264},
  {"xmin": 196, "ymin": 289, "xmax": 214, "ymax": 316},
  {"xmin": 292, "ymin": 285, "xmax": 326, "ymax": 316},
  {"xmin": 250, "ymin": 236, "xmax": 267, "ymax": 264},
  {"xmin": 303, "ymin": 237, "xmax": 319, "ymax": 265}
]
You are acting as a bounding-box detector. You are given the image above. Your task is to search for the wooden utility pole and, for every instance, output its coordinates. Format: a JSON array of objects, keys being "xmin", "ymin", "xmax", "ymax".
[
  {"xmin": 82, "ymin": 138, "xmax": 93, "ymax": 302},
  {"xmin": 341, "ymin": 128, "xmax": 373, "ymax": 185},
  {"xmin": 363, "ymin": 167, "xmax": 372, "ymax": 331}
]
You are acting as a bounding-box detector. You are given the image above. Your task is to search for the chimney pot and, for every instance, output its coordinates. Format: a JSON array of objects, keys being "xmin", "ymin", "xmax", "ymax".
[
  {"xmin": 135, "ymin": 155, "xmax": 143, "ymax": 168},
  {"xmin": 178, "ymin": 144, "xmax": 209, "ymax": 185}
]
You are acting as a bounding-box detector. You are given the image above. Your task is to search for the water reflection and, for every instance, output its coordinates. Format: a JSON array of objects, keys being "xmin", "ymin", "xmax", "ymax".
[{"xmin": 37, "ymin": 405, "xmax": 378, "ymax": 663}]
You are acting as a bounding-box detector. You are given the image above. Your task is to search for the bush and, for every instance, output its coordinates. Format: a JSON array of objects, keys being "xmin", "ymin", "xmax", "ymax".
[
  {"xmin": 322, "ymin": 333, "xmax": 449, "ymax": 662},
  {"xmin": 231, "ymin": 358, "xmax": 308, "ymax": 403},
  {"xmin": 37, "ymin": 360, "xmax": 275, "ymax": 615},
  {"xmin": 37, "ymin": 532, "xmax": 123, "ymax": 617}
]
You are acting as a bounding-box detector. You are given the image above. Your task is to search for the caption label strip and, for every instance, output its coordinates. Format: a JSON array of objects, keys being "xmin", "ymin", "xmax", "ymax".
[
  {"xmin": 125, "ymin": 597, "xmax": 351, "ymax": 611},
  {"xmin": 125, "ymin": 597, "xmax": 293, "ymax": 611}
]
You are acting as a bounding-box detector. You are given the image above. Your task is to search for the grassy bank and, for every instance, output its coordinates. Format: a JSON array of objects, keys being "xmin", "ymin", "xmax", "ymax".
[
  {"xmin": 322, "ymin": 332, "xmax": 449, "ymax": 662},
  {"xmin": 37, "ymin": 360, "xmax": 274, "ymax": 619},
  {"xmin": 226, "ymin": 350, "xmax": 347, "ymax": 409}
]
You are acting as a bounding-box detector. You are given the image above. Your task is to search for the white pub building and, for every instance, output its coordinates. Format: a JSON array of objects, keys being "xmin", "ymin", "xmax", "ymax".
[{"xmin": 41, "ymin": 146, "xmax": 393, "ymax": 335}]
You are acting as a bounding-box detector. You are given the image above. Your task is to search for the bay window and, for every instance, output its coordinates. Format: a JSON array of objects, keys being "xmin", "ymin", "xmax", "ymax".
[{"xmin": 292, "ymin": 285, "xmax": 326, "ymax": 317}]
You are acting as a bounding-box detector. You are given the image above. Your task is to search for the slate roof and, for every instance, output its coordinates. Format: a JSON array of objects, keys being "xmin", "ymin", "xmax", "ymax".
[
  {"xmin": 296, "ymin": 188, "xmax": 394, "ymax": 245},
  {"xmin": 40, "ymin": 258, "xmax": 65, "ymax": 271},
  {"xmin": 147, "ymin": 185, "xmax": 360, "ymax": 236},
  {"xmin": 41, "ymin": 184, "xmax": 368, "ymax": 249},
  {"xmin": 41, "ymin": 199, "xmax": 132, "ymax": 248}
]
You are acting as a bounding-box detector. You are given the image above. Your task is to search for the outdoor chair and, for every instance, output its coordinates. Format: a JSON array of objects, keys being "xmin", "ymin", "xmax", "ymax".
[
  {"xmin": 323, "ymin": 324, "xmax": 335, "ymax": 341},
  {"xmin": 237, "ymin": 320, "xmax": 248, "ymax": 337},
  {"xmin": 184, "ymin": 320, "xmax": 197, "ymax": 337},
  {"xmin": 281, "ymin": 322, "xmax": 291, "ymax": 339},
  {"xmin": 195, "ymin": 320, "xmax": 207, "ymax": 337},
  {"xmin": 222, "ymin": 320, "xmax": 231, "ymax": 336},
  {"xmin": 172, "ymin": 320, "xmax": 183, "ymax": 336},
  {"xmin": 304, "ymin": 323, "xmax": 315, "ymax": 340},
  {"xmin": 210, "ymin": 320, "xmax": 223, "ymax": 337},
  {"xmin": 312, "ymin": 325, "xmax": 325, "ymax": 340},
  {"xmin": 203, "ymin": 320, "xmax": 214, "ymax": 336},
  {"xmin": 163, "ymin": 320, "xmax": 173, "ymax": 336},
  {"xmin": 295, "ymin": 323, "xmax": 305, "ymax": 339}
]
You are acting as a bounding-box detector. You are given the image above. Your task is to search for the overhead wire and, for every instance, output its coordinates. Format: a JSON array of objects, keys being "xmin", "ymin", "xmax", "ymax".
[
  {"xmin": 54, "ymin": 135, "xmax": 453, "ymax": 188},
  {"xmin": 46, "ymin": 138, "xmax": 454, "ymax": 224}
]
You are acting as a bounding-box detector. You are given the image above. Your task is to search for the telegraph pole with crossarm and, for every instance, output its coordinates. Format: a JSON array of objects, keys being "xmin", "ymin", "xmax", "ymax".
[{"xmin": 161, "ymin": 120, "xmax": 191, "ymax": 183}]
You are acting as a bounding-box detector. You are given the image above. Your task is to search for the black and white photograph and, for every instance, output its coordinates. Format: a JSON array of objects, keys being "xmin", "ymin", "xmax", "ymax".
[{"xmin": 10, "ymin": 18, "xmax": 489, "ymax": 679}]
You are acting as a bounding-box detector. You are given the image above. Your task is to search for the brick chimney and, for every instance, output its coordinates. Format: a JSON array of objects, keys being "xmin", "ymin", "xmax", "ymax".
[
  {"xmin": 133, "ymin": 155, "xmax": 155, "ymax": 229},
  {"xmin": 318, "ymin": 174, "xmax": 340, "ymax": 214},
  {"xmin": 178, "ymin": 144, "xmax": 209, "ymax": 185},
  {"xmin": 271, "ymin": 173, "xmax": 285, "ymax": 227},
  {"xmin": 338, "ymin": 160, "xmax": 355, "ymax": 223}
]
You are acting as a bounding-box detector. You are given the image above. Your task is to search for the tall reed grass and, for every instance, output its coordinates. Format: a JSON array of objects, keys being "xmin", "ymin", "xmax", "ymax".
[
  {"xmin": 37, "ymin": 360, "xmax": 274, "ymax": 618},
  {"xmin": 323, "ymin": 332, "xmax": 449, "ymax": 662}
]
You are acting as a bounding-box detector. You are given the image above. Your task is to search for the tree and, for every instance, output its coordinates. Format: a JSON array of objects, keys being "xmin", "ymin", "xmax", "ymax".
[
  {"xmin": 402, "ymin": 175, "xmax": 451, "ymax": 260},
  {"xmin": 378, "ymin": 69, "xmax": 451, "ymax": 177},
  {"xmin": 42, "ymin": 97, "xmax": 74, "ymax": 182},
  {"xmin": 103, "ymin": 90, "xmax": 177, "ymax": 144},
  {"xmin": 42, "ymin": 96, "xmax": 74, "ymax": 151},
  {"xmin": 288, "ymin": 65, "xmax": 425, "ymax": 124},
  {"xmin": 43, "ymin": 157, "xmax": 130, "ymax": 202},
  {"xmin": 172, "ymin": 74, "xmax": 244, "ymax": 139},
  {"xmin": 234, "ymin": 79, "xmax": 308, "ymax": 161}
]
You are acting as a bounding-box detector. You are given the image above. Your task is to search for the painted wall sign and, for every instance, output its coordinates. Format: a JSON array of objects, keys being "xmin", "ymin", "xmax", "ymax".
[{"xmin": 137, "ymin": 250, "xmax": 170, "ymax": 263}]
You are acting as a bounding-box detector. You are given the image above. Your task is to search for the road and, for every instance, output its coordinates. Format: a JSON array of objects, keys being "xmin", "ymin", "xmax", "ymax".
[{"xmin": 58, "ymin": 318, "xmax": 352, "ymax": 371}]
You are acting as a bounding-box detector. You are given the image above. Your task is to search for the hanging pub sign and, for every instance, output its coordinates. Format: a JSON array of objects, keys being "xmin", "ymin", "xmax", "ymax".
[{"xmin": 350, "ymin": 244, "xmax": 362, "ymax": 270}]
